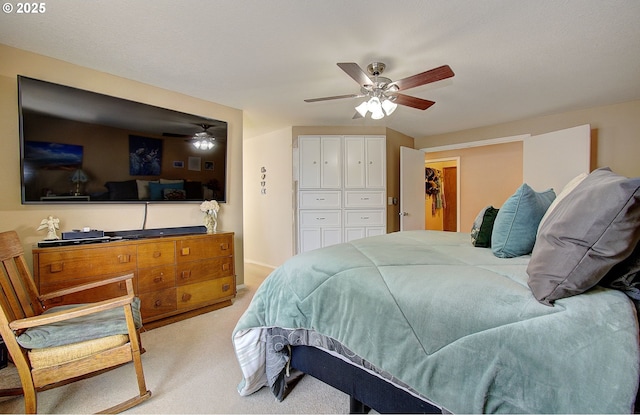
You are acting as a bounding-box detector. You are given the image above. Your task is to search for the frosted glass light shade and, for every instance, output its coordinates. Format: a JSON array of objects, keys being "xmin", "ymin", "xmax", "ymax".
[
  {"xmin": 371, "ymin": 109, "xmax": 385, "ymax": 120},
  {"xmin": 367, "ymin": 97, "xmax": 382, "ymax": 113},
  {"xmin": 355, "ymin": 101, "xmax": 369, "ymax": 117},
  {"xmin": 382, "ymin": 99, "xmax": 397, "ymax": 116}
]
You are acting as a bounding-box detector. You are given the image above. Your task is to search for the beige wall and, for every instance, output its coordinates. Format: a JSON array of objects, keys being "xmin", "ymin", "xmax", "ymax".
[
  {"xmin": 417, "ymin": 100, "xmax": 640, "ymax": 178},
  {"xmin": 243, "ymin": 126, "xmax": 413, "ymax": 268},
  {"xmin": 418, "ymin": 101, "xmax": 640, "ymax": 232},
  {"xmin": 242, "ymin": 127, "xmax": 294, "ymax": 268},
  {"xmin": 425, "ymin": 142, "xmax": 523, "ymax": 232},
  {"xmin": 0, "ymin": 44, "xmax": 245, "ymax": 283}
]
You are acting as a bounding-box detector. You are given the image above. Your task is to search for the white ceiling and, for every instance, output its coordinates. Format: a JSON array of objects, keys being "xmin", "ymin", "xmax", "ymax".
[{"xmin": 1, "ymin": 0, "xmax": 639, "ymax": 140}]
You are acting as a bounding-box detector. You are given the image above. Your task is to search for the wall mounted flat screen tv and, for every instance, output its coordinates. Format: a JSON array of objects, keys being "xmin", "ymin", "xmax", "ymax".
[{"xmin": 18, "ymin": 76, "xmax": 228, "ymax": 204}]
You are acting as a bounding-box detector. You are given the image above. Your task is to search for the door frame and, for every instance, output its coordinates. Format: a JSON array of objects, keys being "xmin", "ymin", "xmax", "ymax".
[{"xmin": 424, "ymin": 156, "xmax": 461, "ymax": 232}]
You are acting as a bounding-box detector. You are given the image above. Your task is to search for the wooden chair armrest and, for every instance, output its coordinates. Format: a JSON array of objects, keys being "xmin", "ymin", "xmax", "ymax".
[
  {"xmin": 38, "ymin": 273, "xmax": 135, "ymax": 302},
  {"xmin": 9, "ymin": 293, "xmax": 135, "ymax": 331}
]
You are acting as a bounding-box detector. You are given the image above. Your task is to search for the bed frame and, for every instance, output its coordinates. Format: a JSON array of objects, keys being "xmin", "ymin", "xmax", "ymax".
[{"xmin": 290, "ymin": 345, "xmax": 441, "ymax": 414}]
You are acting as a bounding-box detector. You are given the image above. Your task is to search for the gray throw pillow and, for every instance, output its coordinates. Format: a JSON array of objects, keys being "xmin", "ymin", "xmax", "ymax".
[
  {"xmin": 527, "ymin": 168, "xmax": 640, "ymax": 306},
  {"xmin": 599, "ymin": 241, "xmax": 640, "ymax": 300}
]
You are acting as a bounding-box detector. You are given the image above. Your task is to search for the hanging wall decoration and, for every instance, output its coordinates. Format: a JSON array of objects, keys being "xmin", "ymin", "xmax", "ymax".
[{"xmin": 260, "ymin": 167, "xmax": 267, "ymax": 195}]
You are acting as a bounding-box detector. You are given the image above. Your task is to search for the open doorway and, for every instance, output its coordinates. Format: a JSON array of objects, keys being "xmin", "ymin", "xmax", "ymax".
[{"xmin": 425, "ymin": 158, "xmax": 459, "ymax": 232}]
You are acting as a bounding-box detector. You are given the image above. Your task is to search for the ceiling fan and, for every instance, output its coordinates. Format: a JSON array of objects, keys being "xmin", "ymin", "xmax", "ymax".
[
  {"xmin": 163, "ymin": 123, "xmax": 218, "ymax": 149},
  {"xmin": 190, "ymin": 124, "xmax": 216, "ymax": 150},
  {"xmin": 304, "ymin": 62, "xmax": 454, "ymax": 119}
]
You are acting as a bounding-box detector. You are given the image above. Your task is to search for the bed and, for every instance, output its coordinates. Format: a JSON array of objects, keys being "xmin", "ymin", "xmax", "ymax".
[{"xmin": 233, "ymin": 168, "xmax": 640, "ymax": 413}]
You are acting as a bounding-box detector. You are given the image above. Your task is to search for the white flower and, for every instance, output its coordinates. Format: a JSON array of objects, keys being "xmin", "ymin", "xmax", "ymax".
[{"xmin": 200, "ymin": 200, "xmax": 220, "ymax": 214}]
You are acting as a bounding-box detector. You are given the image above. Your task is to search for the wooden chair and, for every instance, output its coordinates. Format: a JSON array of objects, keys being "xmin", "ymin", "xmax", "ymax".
[{"xmin": 0, "ymin": 230, "xmax": 151, "ymax": 413}]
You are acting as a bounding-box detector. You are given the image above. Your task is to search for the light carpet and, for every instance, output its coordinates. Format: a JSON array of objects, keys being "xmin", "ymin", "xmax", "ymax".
[{"xmin": 0, "ymin": 263, "xmax": 350, "ymax": 414}]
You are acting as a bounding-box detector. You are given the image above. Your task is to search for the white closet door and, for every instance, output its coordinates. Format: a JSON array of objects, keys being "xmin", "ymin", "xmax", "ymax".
[
  {"xmin": 365, "ymin": 136, "xmax": 386, "ymax": 188},
  {"xmin": 523, "ymin": 124, "xmax": 591, "ymax": 193},
  {"xmin": 344, "ymin": 136, "xmax": 365, "ymax": 188},
  {"xmin": 321, "ymin": 136, "xmax": 342, "ymax": 188},
  {"xmin": 299, "ymin": 136, "xmax": 321, "ymax": 189}
]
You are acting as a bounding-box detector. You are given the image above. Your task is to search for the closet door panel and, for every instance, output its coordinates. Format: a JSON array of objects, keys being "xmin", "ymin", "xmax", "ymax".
[
  {"xmin": 344, "ymin": 136, "xmax": 365, "ymax": 188},
  {"xmin": 321, "ymin": 136, "xmax": 342, "ymax": 188},
  {"xmin": 299, "ymin": 136, "xmax": 321, "ymax": 189}
]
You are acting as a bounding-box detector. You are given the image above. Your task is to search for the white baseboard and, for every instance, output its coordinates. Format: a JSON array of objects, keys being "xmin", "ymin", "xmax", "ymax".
[{"xmin": 244, "ymin": 259, "xmax": 278, "ymax": 270}]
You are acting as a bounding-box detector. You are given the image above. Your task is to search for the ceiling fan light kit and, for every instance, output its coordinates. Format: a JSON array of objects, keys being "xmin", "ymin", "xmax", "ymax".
[
  {"xmin": 191, "ymin": 124, "xmax": 216, "ymax": 150},
  {"xmin": 305, "ymin": 61, "xmax": 454, "ymax": 119}
]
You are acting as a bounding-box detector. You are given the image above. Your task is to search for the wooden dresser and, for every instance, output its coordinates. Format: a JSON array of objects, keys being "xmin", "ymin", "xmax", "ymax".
[{"xmin": 32, "ymin": 232, "xmax": 235, "ymax": 329}]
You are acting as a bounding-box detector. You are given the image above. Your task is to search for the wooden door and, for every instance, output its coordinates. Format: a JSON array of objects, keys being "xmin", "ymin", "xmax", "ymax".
[{"xmin": 442, "ymin": 166, "xmax": 457, "ymax": 232}]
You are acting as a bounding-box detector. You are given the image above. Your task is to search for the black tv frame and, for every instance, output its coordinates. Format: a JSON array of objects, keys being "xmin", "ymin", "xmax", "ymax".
[{"xmin": 18, "ymin": 75, "xmax": 228, "ymax": 205}]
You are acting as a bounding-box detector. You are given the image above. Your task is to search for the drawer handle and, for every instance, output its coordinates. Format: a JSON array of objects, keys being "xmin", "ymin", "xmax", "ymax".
[
  {"xmin": 181, "ymin": 247, "xmax": 191, "ymax": 256},
  {"xmin": 316, "ymin": 198, "xmax": 325, "ymax": 201},
  {"xmin": 153, "ymin": 276, "xmax": 164, "ymax": 283},
  {"xmin": 181, "ymin": 293, "xmax": 192, "ymax": 302},
  {"xmin": 220, "ymin": 243, "xmax": 229, "ymax": 250},
  {"xmin": 118, "ymin": 254, "xmax": 131, "ymax": 263},
  {"xmin": 154, "ymin": 300, "xmax": 162, "ymax": 308},
  {"xmin": 361, "ymin": 216, "xmax": 370, "ymax": 220},
  {"xmin": 153, "ymin": 251, "xmax": 162, "ymax": 258},
  {"xmin": 222, "ymin": 263, "xmax": 230, "ymax": 271},
  {"xmin": 49, "ymin": 262, "xmax": 64, "ymax": 273},
  {"xmin": 181, "ymin": 270, "xmax": 191, "ymax": 280},
  {"xmin": 316, "ymin": 217, "xmax": 326, "ymax": 220},
  {"xmin": 222, "ymin": 284, "xmax": 231, "ymax": 292},
  {"xmin": 360, "ymin": 197, "xmax": 370, "ymax": 200}
]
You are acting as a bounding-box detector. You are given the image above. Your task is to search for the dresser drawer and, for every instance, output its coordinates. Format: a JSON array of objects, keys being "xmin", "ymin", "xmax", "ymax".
[
  {"xmin": 176, "ymin": 257, "xmax": 234, "ymax": 286},
  {"xmin": 137, "ymin": 241, "xmax": 175, "ymax": 268},
  {"xmin": 299, "ymin": 210, "xmax": 341, "ymax": 227},
  {"xmin": 37, "ymin": 245, "xmax": 136, "ymax": 284},
  {"xmin": 177, "ymin": 234, "xmax": 233, "ymax": 262},
  {"xmin": 42, "ymin": 278, "xmax": 130, "ymax": 307},
  {"xmin": 344, "ymin": 191, "xmax": 385, "ymax": 208},
  {"xmin": 139, "ymin": 288, "xmax": 177, "ymax": 320},
  {"xmin": 177, "ymin": 276, "xmax": 235, "ymax": 310},
  {"xmin": 344, "ymin": 210, "xmax": 385, "ymax": 227},
  {"xmin": 138, "ymin": 265, "xmax": 176, "ymax": 293},
  {"xmin": 299, "ymin": 191, "xmax": 341, "ymax": 209}
]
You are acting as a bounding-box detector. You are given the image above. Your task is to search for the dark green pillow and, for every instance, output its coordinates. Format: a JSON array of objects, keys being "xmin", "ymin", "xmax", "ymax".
[{"xmin": 470, "ymin": 206, "xmax": 499, "ymax": 247}]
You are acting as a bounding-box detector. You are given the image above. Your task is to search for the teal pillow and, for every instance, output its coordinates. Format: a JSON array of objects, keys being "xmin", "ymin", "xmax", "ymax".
[
  {"xmin": 16, "ymin": 298, "xmax": 142, "ymax": 349},
  {"xmin": 491, "ymin": 183, "xmax": 555, "ymax": 258}
]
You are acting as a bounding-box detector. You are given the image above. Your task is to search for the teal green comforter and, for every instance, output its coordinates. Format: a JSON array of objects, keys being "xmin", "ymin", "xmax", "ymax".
[{"xmin": 233, "ymin": 231, "xmax": 639, "ymax": 413}]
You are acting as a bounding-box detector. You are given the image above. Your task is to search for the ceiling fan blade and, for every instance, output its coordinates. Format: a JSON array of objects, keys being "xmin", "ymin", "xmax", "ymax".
[
  {"xmin": 304, "ymin": 93, "xmax": 361, "ymax": 103},
  {"xmin": 162, "ymin": 132, "xmax": 189, "ymax": 138},
  {"xmin": 337, "ymin": 62, "xmax": 373, "ymax": 86},
  {"xmin": 394, "ymin": 94, "xmax": 436, "ymax": 110},
  {"xmin": 392, "ymin": 65, "xmax": 454, "ymax": 91}
]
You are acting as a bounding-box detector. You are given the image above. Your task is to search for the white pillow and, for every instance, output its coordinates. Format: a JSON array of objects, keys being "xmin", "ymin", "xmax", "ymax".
[
  {"xmin": 136, "ymin": 179, "xmax": 158, "ymax": 200},
  {"xmin": 537, "ymin": 173, "xmax": 588, "ymax": 234}
]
